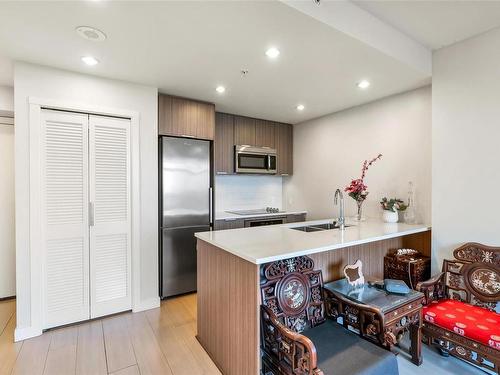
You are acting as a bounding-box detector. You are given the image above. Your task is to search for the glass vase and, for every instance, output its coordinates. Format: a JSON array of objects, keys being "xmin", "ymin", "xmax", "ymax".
[
  {"xmin": 354, "ymin": 200, "xmax": 365, "ymax": 221},
  {"xmin": 404, "ymin": 181, "xmax": 417, "ymax": 224}
]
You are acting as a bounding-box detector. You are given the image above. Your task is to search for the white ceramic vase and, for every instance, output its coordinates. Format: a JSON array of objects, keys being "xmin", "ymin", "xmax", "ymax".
[{"xmin": 382, "ymin": 210, "xmax": 399, "ymax": 223}]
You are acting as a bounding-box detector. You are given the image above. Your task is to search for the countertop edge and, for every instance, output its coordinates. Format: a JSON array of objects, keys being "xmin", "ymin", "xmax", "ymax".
[{"xmin": 195, "ymin": 225, "xmax": 431, "ymax": 265}]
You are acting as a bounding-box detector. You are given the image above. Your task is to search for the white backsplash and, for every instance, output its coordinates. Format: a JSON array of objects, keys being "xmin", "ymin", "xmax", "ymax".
[{"xmin": 215, "ymin": 175, "xmax": 283, "ymax": 212}]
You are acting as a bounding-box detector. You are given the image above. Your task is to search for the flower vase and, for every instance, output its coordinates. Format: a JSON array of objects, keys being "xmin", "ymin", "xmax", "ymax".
[
  {"xmin": 382, "ymin": 210, "xmax": 398, "ymax": 223},
  {"xmin": 354, "ymin": 200, "xmax": 365, "ymax": 221}
]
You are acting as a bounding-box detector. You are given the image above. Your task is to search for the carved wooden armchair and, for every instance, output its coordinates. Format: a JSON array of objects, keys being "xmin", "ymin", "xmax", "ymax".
[
  {"xmin": 260, "ymin": 256, "xmax": 399, "ymax": 375},
  {"xmin": 416, "ymin": 242, "xmax": 500, "ymax": 373}
]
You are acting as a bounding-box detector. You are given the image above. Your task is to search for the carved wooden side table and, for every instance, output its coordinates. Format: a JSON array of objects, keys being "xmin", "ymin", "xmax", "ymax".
[
  {"xmin": 324, "ymin": 278, "xmax": 425, "ymax": 365},
  {"xmin": 384, "ymin": 252, "xmax": 431, "ymax": 290}
]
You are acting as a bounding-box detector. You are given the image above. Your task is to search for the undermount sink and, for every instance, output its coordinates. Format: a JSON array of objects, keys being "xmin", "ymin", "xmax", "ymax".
[
  {"xmin": 291, "ymin": 225, "xmax": 324, "ymax": 232},
  {"xmin": 290, "ymin": 222, "xmax": 353, "ymax": 232}
]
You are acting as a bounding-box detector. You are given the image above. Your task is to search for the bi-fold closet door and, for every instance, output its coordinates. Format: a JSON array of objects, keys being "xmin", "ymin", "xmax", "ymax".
[{"xmin": 41, "ymin": 109, "xmax": 131, "ymax": 329}]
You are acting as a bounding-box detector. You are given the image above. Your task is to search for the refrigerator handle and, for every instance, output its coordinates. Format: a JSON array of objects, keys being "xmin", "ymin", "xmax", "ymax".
[
  {"xmin": 209, "ymin": 187, "xmax": 213, "ymax": 226},
  {"xmin": 89, "ymin": 201, "xmax": 95, "ymax": 227}
]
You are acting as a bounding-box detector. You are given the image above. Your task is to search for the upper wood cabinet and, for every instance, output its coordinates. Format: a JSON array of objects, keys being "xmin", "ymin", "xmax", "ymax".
[
  {"xmin": 214, "ymin": 113, "xmax": 235, "ymax": 174},
  {"xmin": 158, "ymin": 94, "xmax": 174, "ymax": 135},
  {"xmin": 234, "ymin": 116, "xmax": 256, "ymax": 145},
  {"xmin": 235, "ymin": 116, "xmax": 276, "ymax": 148},
  {"xmin": 158, "ymin": 94, "xmax": 215, "ymax": 140},
  {"xmin": 255, "ymin": 119, "xmax": 275, "ymax": 148},
  {"xmin": 215, "ymin": 112, "xmax": 293, "ymax": 175},
  {"xmin": 275, "ymin": 123, "xmax": 293, "ymax": 176}
]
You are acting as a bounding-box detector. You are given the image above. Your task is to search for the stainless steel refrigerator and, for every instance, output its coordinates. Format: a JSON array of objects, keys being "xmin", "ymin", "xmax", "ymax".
[{"xmin": 159, "ymin": 136, "xmax": 212, "ymax": 298}]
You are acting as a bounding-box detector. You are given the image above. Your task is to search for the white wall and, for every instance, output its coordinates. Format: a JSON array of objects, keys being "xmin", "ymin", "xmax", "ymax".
[
  {"xmin": 284, "ymin": 86, "xmax": 431, "ymax": 224},
  {"xmin": 432, "ymin": 28, "xmax": 500, "ymax": 270},
  {"xmin": 0, "ymin": 85, "xmax": 14, "ymax": 113},
  {"xmin": 215, "ymin": 175, "xmax": 283, "ymax": 213},
  {"xmin": 0, "ymin": 85, "xmax": 15, "ymax": 298},
  {"xmin": 14, "ymin": 63, "xmax": 158, "ymax": 337}
]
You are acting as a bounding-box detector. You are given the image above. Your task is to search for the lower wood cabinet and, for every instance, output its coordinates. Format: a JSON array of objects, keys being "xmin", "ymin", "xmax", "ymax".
[
  {"xmin": 214, "ymin": 213, "xmax": 306, "ymax": 230},
  {"xmin": 214, "ymin": 219, "xmax": 245, "ymax": 230}
]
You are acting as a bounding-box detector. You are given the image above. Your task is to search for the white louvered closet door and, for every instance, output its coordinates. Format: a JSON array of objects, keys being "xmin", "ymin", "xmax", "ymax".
[
  {"xmin": 41, "ymin": 110, "xmax": 90, "ymax": 329},
  {"xmin": 89, "ymin": 115, "xmax": 132, "ymax": 318}
]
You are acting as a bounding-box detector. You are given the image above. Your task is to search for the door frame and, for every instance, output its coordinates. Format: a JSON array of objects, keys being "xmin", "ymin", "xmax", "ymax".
[{"xmin": 25, "ymin": 97, "xmax": 141, "ymax": 339}]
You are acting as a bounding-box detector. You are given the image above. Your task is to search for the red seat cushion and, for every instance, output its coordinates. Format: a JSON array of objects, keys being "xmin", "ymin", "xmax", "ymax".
[{"xmin": 423, "ymin": 299, "xmax": 500, "ymax": 350}]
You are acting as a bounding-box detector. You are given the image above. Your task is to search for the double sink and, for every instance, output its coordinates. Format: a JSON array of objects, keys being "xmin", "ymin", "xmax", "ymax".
[{"xmin": 291, "ymin": 222, "xmax": 353, "ymax": 232}]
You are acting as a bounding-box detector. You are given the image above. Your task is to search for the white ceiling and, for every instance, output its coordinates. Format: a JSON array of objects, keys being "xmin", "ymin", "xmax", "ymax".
[
  {"xmin": 353, "ymin": 0, "xmax": 500, "ymax": 50},
  {"xmin": 0, "ymin": 1, "xmax": 432, "ymax": 123}
]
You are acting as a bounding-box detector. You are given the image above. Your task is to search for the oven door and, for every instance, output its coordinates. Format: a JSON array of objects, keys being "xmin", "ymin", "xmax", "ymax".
[
  {"xmin": 235, "ymin": 146, "xmax": 277, "ymax": 174},
  {"xmin": 244, "ymin": 217, "xmax": 285, "ymax": 227}
]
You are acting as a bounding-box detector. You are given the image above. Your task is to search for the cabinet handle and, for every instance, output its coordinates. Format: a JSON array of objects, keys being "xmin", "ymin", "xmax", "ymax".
[
  {"xmin": 216, "ymin": 172, "xmax": 228, "ymax": 175},
  {"xmin": 181, "ymin": 134, "xmax": 196, "ymax": 139},
  {"xmin": 281, "ymin": 173, "xmax": 289, "ymax": 176}
]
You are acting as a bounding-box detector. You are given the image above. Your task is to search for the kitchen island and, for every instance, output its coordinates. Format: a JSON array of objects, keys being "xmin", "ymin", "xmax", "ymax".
[{"xmin": 194, "ymin": 218, "xmax": 431, "ymax": 375}]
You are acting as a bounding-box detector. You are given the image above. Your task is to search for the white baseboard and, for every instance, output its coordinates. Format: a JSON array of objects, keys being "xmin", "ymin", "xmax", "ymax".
[
  {"xmin": 133, "ymin": 297, "xmax": 160, "ymax": 313},
  {"xmin": 14, "ymin": 326, "xmax": 42, "ymax": 342}
]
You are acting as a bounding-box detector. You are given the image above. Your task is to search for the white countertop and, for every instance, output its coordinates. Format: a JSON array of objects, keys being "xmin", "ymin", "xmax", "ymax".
[
  {"xmin": 195, "ymin": 218, "xmax": 431, "ymax": 265},
  {"xmin": 215, "ymin": 210, "xmax": 307, "ymax": 220}
]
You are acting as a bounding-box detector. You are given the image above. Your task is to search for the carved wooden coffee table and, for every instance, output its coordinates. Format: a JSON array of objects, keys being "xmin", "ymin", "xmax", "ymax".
[{"xmin": 324, "ymin": 278, "xmax": 425, "ymax": 365}]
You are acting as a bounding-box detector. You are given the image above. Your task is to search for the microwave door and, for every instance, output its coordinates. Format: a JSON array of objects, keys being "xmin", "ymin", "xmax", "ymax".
[{"xmin": 237, "ymin": 153, "xmax": 268, "ymax": 173}]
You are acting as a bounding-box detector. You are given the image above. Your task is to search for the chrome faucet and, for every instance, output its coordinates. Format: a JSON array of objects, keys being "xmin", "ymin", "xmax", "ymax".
[{"xmin": 334, "ymin": 189, "xmax": 345, "ymax": 230}]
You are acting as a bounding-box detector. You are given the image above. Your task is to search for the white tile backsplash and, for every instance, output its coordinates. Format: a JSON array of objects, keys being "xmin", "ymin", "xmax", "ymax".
[{"xmin": 215, "ymin": 175, "xmax": 283, "ymax": 212}]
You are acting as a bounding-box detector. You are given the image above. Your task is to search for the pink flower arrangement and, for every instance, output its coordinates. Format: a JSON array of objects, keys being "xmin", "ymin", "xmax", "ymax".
[{"xmin": 345, "ymin": 154, "xmax": 382, "ymax": 202}]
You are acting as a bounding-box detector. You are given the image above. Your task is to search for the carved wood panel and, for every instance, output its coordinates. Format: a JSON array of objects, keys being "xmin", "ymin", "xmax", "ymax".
[
  {"xmin": 442, "ymin": 243, "xmax": 500, "ymax": 310},
  {"xmin": 261, "ymin": 256, "xmax": 325, "ymax": 333}
]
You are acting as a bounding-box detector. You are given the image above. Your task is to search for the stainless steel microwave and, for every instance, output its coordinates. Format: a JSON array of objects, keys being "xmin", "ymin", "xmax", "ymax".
[{"xmin": 235, "ymin": 145, "xmax": 277, "ymax": 174}]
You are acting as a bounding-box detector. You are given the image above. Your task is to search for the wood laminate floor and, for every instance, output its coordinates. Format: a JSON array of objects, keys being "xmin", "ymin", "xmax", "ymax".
[
  {"xmin": 0, "ymin": 295, "xmax": 220, "ymax": 375},
  {"xmin": 0, "ymin": 296, "xmax": 485, "ymax": 375}
]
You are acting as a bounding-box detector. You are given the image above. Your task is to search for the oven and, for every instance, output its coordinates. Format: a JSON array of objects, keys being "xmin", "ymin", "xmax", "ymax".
[
  {"xmin": 235, "ymin": 145, "xmax": 277, "ymax": 174},
  {"xmin": 244, "ymin": 217, "xmax": 286, "ymax": 227}
]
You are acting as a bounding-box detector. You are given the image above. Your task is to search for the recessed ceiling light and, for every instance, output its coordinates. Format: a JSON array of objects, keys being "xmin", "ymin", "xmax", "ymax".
[
  {"xmin": 265, "ymin": 47, "xmax": 280, "ymax": 59},
  {"xmin": 81, "ymin": 56, "xmax": 99, "ymax": 66},
  {"xmin": 357, "ymin": 80, "xmax": 370, "ymax": 89},
  {"xmin": 75, "ymin": 26, "xmax": 107, "ymax": 42},
  {"xmin": 216, "ymin": 86, "xmax": 226, "ymax": 94},
  {"xmin": 296, "ymin": 104, "xmax": 305, "ymax": 111}
]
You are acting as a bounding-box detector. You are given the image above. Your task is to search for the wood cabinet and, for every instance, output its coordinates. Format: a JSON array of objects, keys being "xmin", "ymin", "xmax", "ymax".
[
  {"xmin": 234, "ymin": 117, "xmax": 276, "ymax": 148},
  {"xmin": 158, "ymin": 94, "xmax": 215, "ymax": 140},
  {"xmin": 214, "ymin": 112, "xmax": 293, "ymax": 175},
  {"xmin": 158, "ymin": 94, "xmax": 173, "ymax": 136},
  {"xmin": 255, "ymin": 119, "xmax": 275, "ymax": 148},
  {"xmin": 214, "ymin": 113, "xmax": 234, "ymax": 174},
  {"xmin": 214, "ymin": 219, "xmax": 245, "ymax": 230},
  {"xmin": 234, "ymin": 116, "xmax": 256, "ymax": 145},
  {"xmin": 214, "ymin": 213, "xmax": 306, "ymax": 230},
  {"xmin": 275, "ymin": 123, "xmax": 293, "ymax": 175}
]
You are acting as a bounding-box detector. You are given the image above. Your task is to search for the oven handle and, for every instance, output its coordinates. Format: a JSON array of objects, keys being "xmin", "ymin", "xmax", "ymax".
[{"xmin": 267, "ymin": 155, "xmax": 271, "ymax": 170}]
